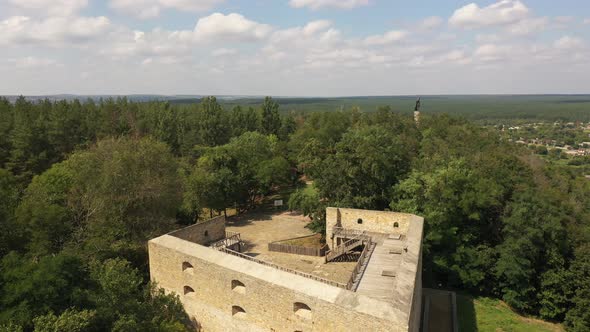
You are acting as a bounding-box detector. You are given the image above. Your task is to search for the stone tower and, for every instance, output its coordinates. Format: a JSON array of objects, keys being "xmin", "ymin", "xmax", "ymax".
[{"xmin": 414, "ymin": 97, "xmax": 421, "ymax": 125}]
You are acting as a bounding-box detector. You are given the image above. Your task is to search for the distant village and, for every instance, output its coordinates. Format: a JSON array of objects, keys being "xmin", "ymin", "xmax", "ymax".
[{"xmin": 499, "ymin": 122, "xmax": 590, "ymax": 157}]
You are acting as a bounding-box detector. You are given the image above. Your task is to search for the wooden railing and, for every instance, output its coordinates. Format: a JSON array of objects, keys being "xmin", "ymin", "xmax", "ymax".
[
  {"xmin": 225, "ymin": 231, "xmax": 240, "ymax": 238},
  {"xmin": 332, "ymin": 227, "xmax": 371, "ymax": 240},
  {"xmin": 346, "ymin": 240, "xmax": 375, "ymax": 291},
  {"xmin": 210, "ymin": 233, "xmax": 242, "ymax": 250},
  {"xmin": 325, "ymin": 237, "xmax": 364, "ymax": 262},
  {"xmin": 214, "ymin": 246, "xmax": 348, "ymax": 289}
]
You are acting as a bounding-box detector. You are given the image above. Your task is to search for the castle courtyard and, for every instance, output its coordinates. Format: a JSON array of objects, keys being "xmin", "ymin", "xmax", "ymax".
[{"xmin": 226, "ymin": 211, "xmax": 357, "ymax": 284}]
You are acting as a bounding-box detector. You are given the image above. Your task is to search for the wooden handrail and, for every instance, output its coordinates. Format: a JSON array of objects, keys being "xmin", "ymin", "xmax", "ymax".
[
  {"xmin": 210, "ymin": 233, "xmax": 242, "ymax": 249},
  {"xmin": 332, "ymin": 227, "xmax": 371, "ymax": 240},
  {"xmin": 325, "ymin": 239, "xmax": 362, "ymax": 261},
  {"xmin": 214, "ymin": 246, "xmax": 348, "ymax": 289},
  {"xmin": 346, "ymin": 241, "xmax": 375, "ymax": 291}
]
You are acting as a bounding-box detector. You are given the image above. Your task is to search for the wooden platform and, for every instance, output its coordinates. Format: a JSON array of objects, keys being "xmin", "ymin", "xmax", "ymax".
[{"xmin": 355, "ymin": 236, "xmax": 403, "ymax": 301}]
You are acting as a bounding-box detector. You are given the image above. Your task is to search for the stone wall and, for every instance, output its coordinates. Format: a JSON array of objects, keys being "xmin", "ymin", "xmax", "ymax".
[
  {"xmin": 409, "ymin": 252, "xmax": 423, "ymax": 332},
  {"xmin": 149, "ymin": 235, "xmax": 410, "ymax": 332},
  {"xmin": 326, "ymin": 207, "xmax": 414, "ymax": 247},
  {"xmin": 168, "ymin": 216, "xmax": 226, "ymax": 245},
  {"xmin": 406, "ymin": 223, "xmax": 423, "ymax": 332}
]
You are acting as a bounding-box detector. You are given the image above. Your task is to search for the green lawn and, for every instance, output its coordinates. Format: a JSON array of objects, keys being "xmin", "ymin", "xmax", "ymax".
[{"xmin": 457, "ymin": 295, "xmax": 563, "ymax": 332}]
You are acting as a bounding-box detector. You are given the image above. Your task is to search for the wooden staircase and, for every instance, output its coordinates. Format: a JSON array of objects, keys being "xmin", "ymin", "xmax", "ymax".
[{"xmin": 325, "ymin": 236, "xmax": 365, "ymax": 263}]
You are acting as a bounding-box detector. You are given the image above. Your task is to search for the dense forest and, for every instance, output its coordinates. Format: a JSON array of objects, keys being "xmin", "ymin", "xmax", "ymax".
[{"xmin": 0, "ymin": 96, "xmax": 589, "ymax": 331}]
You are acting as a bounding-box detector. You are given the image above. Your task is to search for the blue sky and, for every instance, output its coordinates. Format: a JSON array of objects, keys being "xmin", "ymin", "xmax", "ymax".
[{"xmin": 1, "ymin": 0, "xmax": 589, "ymax": 96}]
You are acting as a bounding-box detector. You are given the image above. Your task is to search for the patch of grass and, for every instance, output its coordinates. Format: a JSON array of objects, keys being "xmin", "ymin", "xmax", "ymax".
[{"xmin": 457, "ymin": 295, "xmax": 563, "ymax": 332}]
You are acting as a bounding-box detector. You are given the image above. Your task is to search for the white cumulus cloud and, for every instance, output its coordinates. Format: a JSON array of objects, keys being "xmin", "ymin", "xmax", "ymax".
[
  {"xmin": 474, "ymin": 43, "xmax": 513, "ymax": 62},
  {"xmin": 212, "ymin": 48, "xmax": 237, "ymax": 56},
  {"xmin": 364, "ymin": 30, "xmax": 407, "ymax": 46},
  {"xmin": 554, "ymin": 36, "xmax": 584, "ymax": 50},
  {"xmin": 193, "ymin": 13, "xmax": 272, "ymax": 42},
  {"xmin": 0, "ymin": 15, "xmax": 111, "ymax": 45},
  {"xmin": 419, "ymin": 16, "xmax": 444, "ymax": 30},
  {"xmin": 289, "ymin": 0, "xmax": 369, "ymax": 10},
  {"xmin": 450, "ymin": 0, "xmax": 529, "ymax": 28},
  {"xmin": 506, "ymin": 17, "xmax": 548, "ymax": 35},
  {"xmin": 109, "ymin": 0, "xmax": 225, "ymax": 19},
  {"xmin": 11, "ymin": 56, "xmax": 59, "ymax": 68},
  {"xmin": 8, "ymin": 0, "xmax": 88, "ymax": 16}
]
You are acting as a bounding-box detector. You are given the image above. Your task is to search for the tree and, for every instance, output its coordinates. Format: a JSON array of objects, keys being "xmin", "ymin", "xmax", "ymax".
[
  {"xmin": 88, "ymin": 258, "xmax": 190, "ymax": 332},
  {"xmin": 391, "ymin": 159, "xmax": 504, "ymax": 290},
  {"xmin": 494, "ymin": 190, "xmax": 568, "ymax": 314},
  {"xmin": 199, "ymin": 97, "xmax": 228, "ymax": 147},
  {"xmin": 0, "ymin": 253, "xmax": 88, "ymax": 330},
  {"xmin": 314, "ymin": 125, "xmax": 415, "ymax": 210},
  {"xmin": 278, "ymin": 113, "xmax": 297, "ymax": 141},
  {"xmin": 230, "ymin": 106, "xmax": 260, "ymax": 137},
  {"xmin": 288, "ymin": 186, "xmax": 325, "ymax": 234},
  {"xmin": 16, "ymin": 137, "xmax": 182, "ymax": 264},
  {"xmin": 0, "ymin": 170, "xmax": 21, "ymax": 258},
  {"xmin": 33, "ymin": 309, "xmax": 96, "ymax": 332},
  {"xmin": 16, "ymin": 163, "xmax": 76, "ymax": 256},
  {"xmin": 7, "ymin": 97, "xmax": 53, "ymax": 181},
  {"xmin": 187, "ymin": 132, "xmax": 291, "ymax": 215},
  {"xmin": 46, "ymin": 100, "xmax": 83, "ymax": 161},
  {"xmin": 260, "ymin": 97, "xmax": 281, "ymax": 136},
  {"xmin": 565, "ymin": 245, "xmax": 590, "ymax": 331},
  {"xmin": 0, "ymin": 98, "xmax": 13, "ymax": 168}
]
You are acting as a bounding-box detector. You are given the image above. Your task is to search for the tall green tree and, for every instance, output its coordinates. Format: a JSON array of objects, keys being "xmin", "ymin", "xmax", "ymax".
[
  {"xmin": 260, "ymin": 97, "xmax": 281, "ymax": 136},
  {"xmin": 16, "ymin": 137, "xmax": 182, "ymax": 264},
  {"xmin": 7, "ymin": 97, "xmax": 53, "ymax": 181},
  {"xmin": 0, "ymin": 169, "xmax": 22, "ymax": 258},
  {"xmin": 313, "ymin": 125, "xmax": 416, "ymax": 210},
  {"xmin": 0, "ymin": 253, "xmax": 88, "ymax": 330},
  {"xmin": 199, "ymin": 97, "xmax": 228, "ymax": 147},
  {"xmin": 0, "ymin": 98, "xmax": 13, "ymax": 168}
]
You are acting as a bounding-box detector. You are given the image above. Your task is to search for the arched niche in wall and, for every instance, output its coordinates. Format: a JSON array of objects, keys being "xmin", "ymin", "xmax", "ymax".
[
  {"xmin": 232, "ymin": 305, "xmax": 246, "ymax": 318},
  {"xmin": 183, "ymin": 286, "xmax": 195, "ymax": 297},
  {"xmin": 231, "ymin": 279, "xmax": 246, "ymax": 294},
  {"xmin": 293, "ymin": 302, "xmax": 312, "ymax": 320},
  {"xmin": 182, "ymin": 261, "xmax": 194, "ymax": 274}
]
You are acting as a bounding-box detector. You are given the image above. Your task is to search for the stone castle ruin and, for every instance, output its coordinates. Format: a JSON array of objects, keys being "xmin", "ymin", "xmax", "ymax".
[{"xmin": 148, "ymin": 207, "xmax": 424, "ymax": 331}]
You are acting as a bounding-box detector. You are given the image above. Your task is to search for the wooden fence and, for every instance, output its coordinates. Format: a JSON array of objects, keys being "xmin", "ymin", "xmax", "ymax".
[{"xmin": 268, "ymin": 242, "xmax": 328, "ymax": 257}]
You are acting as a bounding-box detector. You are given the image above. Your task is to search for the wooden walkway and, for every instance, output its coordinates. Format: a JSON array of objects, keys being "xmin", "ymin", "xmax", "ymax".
[
  {"xmin": 347, "ymin": 241, "xmax": 376, "ymax": 291},
  {"xmin": 355, "ymin": 236, "xmax": 404, "ymax": 301}
]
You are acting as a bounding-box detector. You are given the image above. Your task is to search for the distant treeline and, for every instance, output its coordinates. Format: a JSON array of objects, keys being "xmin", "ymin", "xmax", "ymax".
[
  {"xmin": 5, "ymin": 94, "xmax": 590, "ymax": 123},
  {"xmin": 207, "ymin": 95, "xmax": 590, "ymax": 123}
]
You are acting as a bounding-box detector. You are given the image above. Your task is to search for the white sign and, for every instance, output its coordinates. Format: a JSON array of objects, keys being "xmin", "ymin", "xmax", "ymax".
[{"xmin": 274, "ymin": 200, "xmax": 283, "ymax": 207}]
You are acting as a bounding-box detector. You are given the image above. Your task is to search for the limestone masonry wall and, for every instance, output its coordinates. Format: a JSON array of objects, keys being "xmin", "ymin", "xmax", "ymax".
[
  {"xmin": 168, "ymin": 216, "xmax": 225, "ymax": 245},
  {"xmin": 149, "ymin": 210, "xmax": 424, "ymax": 332},
  {"xmin": 326, "ymin": 207, "xmax": 414, "ymax": 246},
  {"xmin": 149, "ymin": 236, "xmax": 409, "ymax": 332}
]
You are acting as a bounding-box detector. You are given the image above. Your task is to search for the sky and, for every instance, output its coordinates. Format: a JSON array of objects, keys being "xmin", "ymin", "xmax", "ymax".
[{"xmin": 1, "ymin": 0, "xmax": 589, "ymax": 96}]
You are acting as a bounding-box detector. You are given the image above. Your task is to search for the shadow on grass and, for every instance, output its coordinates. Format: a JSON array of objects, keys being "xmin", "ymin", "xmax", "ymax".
[{"xmin": 456, "ymin": 294, "xmax": 478, "ymax": 332}]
